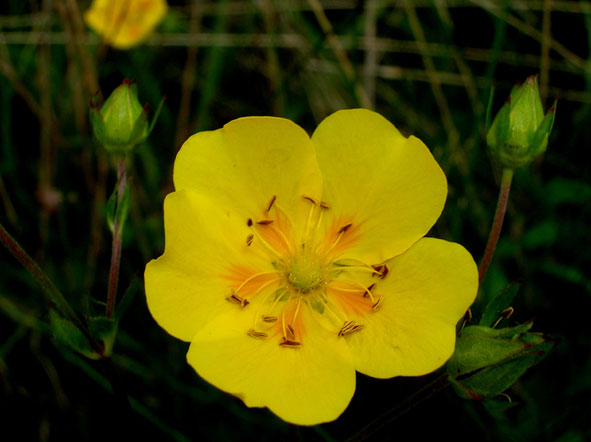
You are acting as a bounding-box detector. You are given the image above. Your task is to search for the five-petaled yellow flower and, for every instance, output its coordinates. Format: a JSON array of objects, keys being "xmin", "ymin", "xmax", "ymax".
[
  {"xmin": 84, "ymin": 0, "xmax": 168, "ymax": 49},
  {"xmin": 145, "ymin": 109, "xmax": 478, "ymax": 425}
]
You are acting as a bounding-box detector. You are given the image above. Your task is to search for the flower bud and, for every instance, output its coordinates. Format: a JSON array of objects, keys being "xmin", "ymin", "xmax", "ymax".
[
  {"xmin": 486, "ymin": 76, "xmax": 556, "ymax": 168},
  {"xmin": 90, "ymin": 79, "xmax": 161, "ymax": 155}
]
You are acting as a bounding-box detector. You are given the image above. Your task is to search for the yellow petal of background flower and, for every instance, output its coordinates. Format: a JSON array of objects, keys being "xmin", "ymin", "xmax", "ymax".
[
  {"xmin": 174, "ymin": 117, "xmax": 322, "ymax": 243},
  {"xmin": 311, "ymin": 109, "xmax": 447, "ymax": 264},
  {"xmin": 345, "ymin": 238, "xmax": 478, "ymax": 378},
  {"xmin": 145, "ymin": 190, "xmax": 271, "ymax": 342},
  {"xmin": 84, "ymin": 0, "xmax": 168, "ymax": 50},
  {"xmin": 187, "ymin": 305, "xmax": 355, "ymax": 425}
]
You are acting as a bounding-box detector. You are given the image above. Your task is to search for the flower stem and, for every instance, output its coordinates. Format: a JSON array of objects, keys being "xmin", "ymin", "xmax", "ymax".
[
  {"xmin": 478, "ymin": 167, "xmax": 514, "ymax": 285},
  {"xmin": 105, "ymin": 159, "xmax": 127, "ymax": 319},
  {"xmin": 0, "ymin": 221, "xmax": 83, "ymax": 328},
  {"xmin": 347, "ymin": 374, "xmax": 450, "ymax": 442}
]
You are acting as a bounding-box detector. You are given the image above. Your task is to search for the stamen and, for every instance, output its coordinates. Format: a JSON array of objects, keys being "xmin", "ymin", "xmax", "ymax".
[
  {"xmin": 321, "ymin": 223, "xmax": 353, "ymax": 256},
  {"xmin": 247, "ymin": 329, "xmax": 268, "ymax": 339},
  {"xmin": 226, "ymin": 293, "xmax": 250, "ymax": 307},
  {"xmin": 338, "ymin": 223, "xmax": 353, "ymax": 234},
  {"xmin": 246, "ymin": 233, "xmax": 254, "ymax": 247},
  {"xmin": 279, "ymin": 338, "xmax": 301, "ymax": 348},
  {"xmin": 338, "ymin": 320, "xmax": 364, "ymax": 337},
  {"xmin": 247, "ymin": 224, "xmax": 282, "ymax": 258},
  {"xmin": 233, "ymin": 270, "xmax": 279, "ymax": 296},
  {"xmin": 371, "ymin": 296, "xmax": 383, "ymax": 312},
  {"xmin": 330, "ymin": 262, "xmax": 382, "ymax": 276},
  {"xmin": 262, "ymin": 315, "xmax": 278, "ymax": 323},
  {"xmin": 302, "ymin": 195, "xmax": 318, "ymax": 205},
  {"xmin": 286, "ymin": 324, "xmax": 296, "ymax": 340},
  {"xmin": 247, "ymin": 218, "xmax": 253, "ymax": 227},
  {"xmin": 372, "ymin": 264, "xmax": 389, "ymax": 279},
  {"xmin": 319, "ymin": 201, "xmax": 330, "ymax": 209},
  {"xmin": 266, "ymin": 195, "xmax": 277, "ymax": 212},
  {"xmin": 257, "ymin": 219, "xmax": 274, "ymax": 225},
  {"xmin": 329, "ymin": 280, "xmax": 376, "ymax": 303}
]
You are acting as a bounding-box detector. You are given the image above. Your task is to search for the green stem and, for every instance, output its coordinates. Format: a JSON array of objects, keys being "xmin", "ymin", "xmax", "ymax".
[
  {"xmin": 106, "ymin": 158, "xmax": 127, "ymax": 318},
  {"xmin": 479, "ymin": 167, "xmax": 514, "ymax": 285},
  {"xmin": 347, "ymin": 374, "xmax": 450, "ymax": 442},
  {"xmin": 0, "ymin": 221, "xmax": 83, "ymax": 329}
]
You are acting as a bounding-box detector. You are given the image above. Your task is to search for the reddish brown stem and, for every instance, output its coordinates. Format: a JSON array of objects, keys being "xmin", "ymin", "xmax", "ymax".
[
  {"xmin": 479, "ymin": 168, "xmax": 514, "ymax": 285},
  {"xmin": 105, "ymin": 159, "xmax": 127, "ymax": 318}
]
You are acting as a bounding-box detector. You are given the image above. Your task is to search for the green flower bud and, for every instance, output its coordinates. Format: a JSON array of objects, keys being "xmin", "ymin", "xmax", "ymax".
[
  {"xmin": 486, "ymin": 76, "xmax": 557, "ymax": 168},
  {"xmin": 447, "ymin": 323, "xmax": 555, "ymax": 400},
  {"xmin": 90, "ymin": 79, "xmax": 162, "ymax": 154}
]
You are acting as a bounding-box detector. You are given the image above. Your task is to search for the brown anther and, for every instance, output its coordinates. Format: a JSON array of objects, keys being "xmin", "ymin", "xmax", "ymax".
[
  {"xmin": 319, "ymin": 201, "xmax": 330, "ymax": 209},
  {"xmin": 338, "ymin": 320, "xmax": 364, "ymax": 337},
  {"xmin": 279, "ymin": 338, "xmax": 301, "ymax": 348},
  {"xmin": 257, "ymin": 219, "xmax": 274, "ymax": 225},
  {"xmin": 302, "ymin": 195, "xmax": 318, "ymax": 205},
  {"xmin": 371, "ymin": 296, "xmax": 383, "ymax": 312},
  {"xmin": 246, "ymin": 233, "xmax": 254, "ymax": 246},
  {"xmin": 372, "ymin": 263, "xmax": 389, "ymax": 279},
  {"xmin": 261, "ymin": 315, "xmax": 278, "ymax": 323},
  {"xmin": 247, "ymin": 218, "xmax": 253, "ymax": 227},
  {"xmin": 364, "ymin": 283, "xmax": 376, "ymax": 297},
  {"xmin": 247, "ymin": 329, "xmax": 268, "ymax": 339},
  {"xmin": 338, "ymin": 223, "xmax": 353, "ymax": 234},
  {"xmin": 286, "ymin": 324, "xmax": 296, "ymax": 340},
  {"xmin": 266, "ymin": 195, "xmax": 277, "ymax": 212},
  {"xmin": 226, "ymin": 293, "xmax": 250, "ymax": 307}
]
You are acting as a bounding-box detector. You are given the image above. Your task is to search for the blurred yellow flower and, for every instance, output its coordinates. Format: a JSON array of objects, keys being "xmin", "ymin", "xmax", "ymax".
[
  {"xmin": 144, "ymin": 109, "xmax": 478, "ymax": 425},
  {"xmin": 84, "ymin": 0, "xmax": 167, "ymax": 49}
]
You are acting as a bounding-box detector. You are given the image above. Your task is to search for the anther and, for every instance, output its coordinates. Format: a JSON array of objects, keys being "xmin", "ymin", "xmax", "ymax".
[
  {"xmin": 279, "ymin": 338, "xmax": 301, "ymax": 348},
  {"xmin": 371, "ymin": 296, "xmax": 383, "ymax": 312},
  {"xmin": 247, "ymin": 218, "xmax": 253, "ymax": 227},
  {"xmin": 364, "ymin": 283, "xmax": 376, "ymax": 298},
  {"xmin": 302, "ymin": 195, "xmax": 318, "ymax": 205},
  {"xmin": 247, "ymin": 329, "xmax": 268, "ymax": 339},
  {"xmin": 226, "ymin": 293, "xmax": 250, "ymax": 307},
  {"xmin": 266, "ymin": 195, "xmax": 277, "ymax": 212},
  {"xmin": 372, "ymin": 264, "xmax": 389, "ymax": 279},
  {"xmin": 257, "ymin": 219, "xmax": 274, "ymax": 225},
  {"xmin": 319, "ymin": 201, "xmax": 330, "ymax": 209},
  {"xmin": 286, "ymin": 324, "xmax": 296, "ymax": 340},
  {"xmin": 246, "ymin": 234, "xmax": 254, "ymax": 246},
  {"xmin": 338, "ymin": 320, "xmax": 364, "ymax": 337},
  {"xmin": 261, "ymin": 315, "xmax": 278, "ymax": 323},
  {"xmin": 338, "ymin": 223, "xmax": 353, "ymax": 234}
]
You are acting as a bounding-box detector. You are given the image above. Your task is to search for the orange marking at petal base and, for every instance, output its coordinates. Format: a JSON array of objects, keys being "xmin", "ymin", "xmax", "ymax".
[
  {"xmin": 319, "ymin": 216, "xmax": 363, "ymax": 257},
  {"xmin": 221, "ymin": 265, "xmax": 278, "ymax": 298},
  {"xmin": 254, "ymin": 207, "xmax": 294, "ymax": 254},
  {"xmin": 327, "ymin": 285, "xmax": 373, "ymax": 317}
]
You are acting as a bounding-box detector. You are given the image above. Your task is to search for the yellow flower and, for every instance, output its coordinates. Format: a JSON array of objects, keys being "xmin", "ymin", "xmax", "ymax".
[
  {"xmin": 84, "ymin": 0, "xmax": 168, "ymax": 49},
  {"xmin": 145, "ymin": 109, "xmax": 478, "ymax": 425}
]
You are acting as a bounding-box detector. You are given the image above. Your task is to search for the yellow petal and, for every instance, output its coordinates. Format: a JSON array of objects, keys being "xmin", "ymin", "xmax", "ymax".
[
  {"xmin": 84, "ymin": 0, "xmax": 168, "ymax": 49},
  {"xmin": 345, "ymin": 238, "xmax": 478, "ymax": 378},
  {"xmin": 187, "ymin": 305, "xmax": 355, "ymax": 425},
  {"xmin": 311, "ymin": 109, "xmax": 447, "ymax": 264},
  {"xmin": 145, "ymin": 190, "xmax": 271, "ymax": 341},
  {"xmin": 174, "ymin": 117, "xmax": 322, "ymax": 243}
]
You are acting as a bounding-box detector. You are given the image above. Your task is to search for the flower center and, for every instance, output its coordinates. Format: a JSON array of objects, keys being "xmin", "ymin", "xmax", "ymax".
[
  {"xmin": 223, "ymin": 195, "xmax": 388, "ymax": 348},
  {"xmin": 286, "ymin": 250, "xmax": 326, "ymax": 292}
]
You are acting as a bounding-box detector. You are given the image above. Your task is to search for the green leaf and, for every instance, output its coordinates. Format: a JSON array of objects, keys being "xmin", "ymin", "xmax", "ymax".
[
  {"xmin": 49, "ymin": 309, "xmax": 102, "ymax": 360},
  {"xmin": 88, "ymin": 316, "xmax": 118, "ymax": 357},
  {"xmin": 480, "ymin": 281, "xmax": 521, "ymax": 327}
]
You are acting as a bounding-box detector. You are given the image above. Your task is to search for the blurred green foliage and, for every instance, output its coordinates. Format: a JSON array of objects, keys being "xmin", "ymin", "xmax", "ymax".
[{"xmin": 0, "ymin": 1, "xmax": 590, "ymax": 441}]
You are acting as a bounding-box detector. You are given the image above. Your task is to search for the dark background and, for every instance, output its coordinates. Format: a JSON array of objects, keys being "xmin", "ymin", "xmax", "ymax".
[{"xmin": 0, "ymin": 1, "xmax": 589, "ymax": 441}]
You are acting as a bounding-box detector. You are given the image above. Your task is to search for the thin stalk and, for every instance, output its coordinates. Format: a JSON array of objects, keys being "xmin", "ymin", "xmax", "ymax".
[
  {"xmin": 347, "ymin": 374, "xmax": 450, "ymax": 442},
  {"xmin": 0, "ymin": 222, "xmax": 83, "ymax": 330},
  {"xmin": 105, "ymin": 159, "xmax": 127, "ymax": 318},
  {"xmin": 478, "ymin": 167, "xmax": 514, "ymax": 285}
]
